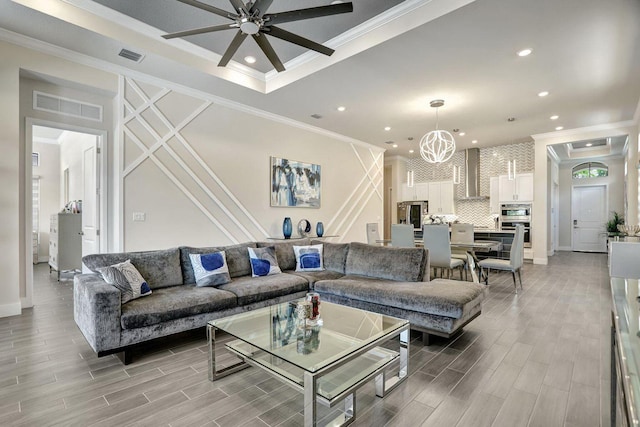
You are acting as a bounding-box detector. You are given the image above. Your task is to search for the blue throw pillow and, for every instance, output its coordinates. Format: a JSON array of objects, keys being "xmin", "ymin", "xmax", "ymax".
[
  {"xmin": 189, "ymin": 251, "xmax": 231, "ymax": 287},
  {"xmin": 293, "ymin": 244, "xmax": 324, "ymax": 272},
  {"xmin": 248, "ymin": 247, "xmax": 282, "ymax": 277}
]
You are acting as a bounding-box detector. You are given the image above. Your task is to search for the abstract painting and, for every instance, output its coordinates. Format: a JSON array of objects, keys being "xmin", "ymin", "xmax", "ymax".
[{"xmin": 270, "ymin": 157, "xmax": 321, "ymax": 208}]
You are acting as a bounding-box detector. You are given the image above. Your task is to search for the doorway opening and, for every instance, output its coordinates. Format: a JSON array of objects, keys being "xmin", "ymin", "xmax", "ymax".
[{"xmin": 24, "ymin": 119, "xmax": 107, "ymax": 308}]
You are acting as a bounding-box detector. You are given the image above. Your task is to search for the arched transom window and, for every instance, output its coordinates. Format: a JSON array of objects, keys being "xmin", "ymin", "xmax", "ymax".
[{"xmin": 572, "ymin": 162, "xmax": 608, "ymax": 179}]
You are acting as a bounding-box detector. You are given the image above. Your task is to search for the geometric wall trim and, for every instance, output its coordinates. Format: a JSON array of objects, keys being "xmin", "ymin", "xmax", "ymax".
[
  {"xmin": 118, "ymin": 76, "xmax": 384, "ymax": 248},
  {"xmin": 121, "ymin": 77, "xmax": 268, "ymax": 243}
]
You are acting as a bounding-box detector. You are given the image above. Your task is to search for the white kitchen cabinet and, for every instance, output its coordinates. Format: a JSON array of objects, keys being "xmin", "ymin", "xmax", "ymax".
[
  {"xmin": 498, "ymin": 172, "xmax": 534, "ymax": 202},
  {"xmin": 489, "ymin": 176, "xmax": 500, "ymax": 214},
  {"xmin": 428, "ymin": 181, "xmax": 455, "ymax": 214},
  {"xmin": 400, "ymin": 182, "xmax": 429, "ymax": 201},
  {"xmin": 49, "ymin": 213, "xmax": 82, "ymax": 280},
  {"xmin": 414, "ymin": 183, "xmax": 429, "ymax": 201}
]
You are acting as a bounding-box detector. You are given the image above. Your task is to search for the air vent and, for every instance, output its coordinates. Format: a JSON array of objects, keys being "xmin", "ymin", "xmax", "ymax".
[
  {"xmin": 33, "ymin": 91, "xmax": 103, "ymax": 122},
  {"xmin": 310, "ymin": 114, "xmax": 322, "ymax": 119},
  {"xmin": 118, "ymin": 48, "xmax": 145, "ymax": 63}
]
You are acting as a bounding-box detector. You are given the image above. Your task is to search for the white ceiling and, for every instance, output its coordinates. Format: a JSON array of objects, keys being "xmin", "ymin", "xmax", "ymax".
[{"xmin": 3, "ymin": 0, "xmax": 640, "ymax": 159}]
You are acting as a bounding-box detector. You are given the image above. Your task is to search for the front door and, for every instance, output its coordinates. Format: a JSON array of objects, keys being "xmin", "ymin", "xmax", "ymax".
[
  {"xmin": 82, "ymin": 139, "xmax": 99, "ymax": 269},
  {"xmin": 572, "ymin": 185, "xmax": 607, "ymax": 252}
]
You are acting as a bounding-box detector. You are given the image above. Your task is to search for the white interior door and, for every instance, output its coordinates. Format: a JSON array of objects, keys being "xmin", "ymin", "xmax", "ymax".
[
  {"xmin": 572, "ymin": 185, "xmax": 607, "ymax": 252},
  {"xmin": 82, "ymin": 139, "xmax": 99, "ymax": 269}
]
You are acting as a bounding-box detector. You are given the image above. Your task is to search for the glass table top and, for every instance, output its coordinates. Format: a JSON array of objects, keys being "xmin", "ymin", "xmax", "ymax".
[{"xmin": 209, "ymin": 300, "xmax": 407, "ymax": 373}]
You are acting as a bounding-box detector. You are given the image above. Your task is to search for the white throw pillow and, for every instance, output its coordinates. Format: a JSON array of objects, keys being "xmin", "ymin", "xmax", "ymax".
[
  {"xmin": 293, "ymin": 244, "xmax": 324, "ymax": 272},
  {"xmin": 189, "ymin": 251, "xmax": 231, "ymax": 287},
  {"xmin": 248, "ymin": 246, "xmax": 282, "ymax": 277}
]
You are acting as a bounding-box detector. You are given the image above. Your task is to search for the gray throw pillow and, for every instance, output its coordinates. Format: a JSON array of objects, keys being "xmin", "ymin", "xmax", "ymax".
[{"xmin": 97, "ymin": 260, "xmax": 152, "ymax": 304}]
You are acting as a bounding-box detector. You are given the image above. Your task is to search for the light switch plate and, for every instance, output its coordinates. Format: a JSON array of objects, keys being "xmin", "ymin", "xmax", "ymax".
[{"xmin": 133, "ymin": 212, "xmax": 146, "ymax": 222}]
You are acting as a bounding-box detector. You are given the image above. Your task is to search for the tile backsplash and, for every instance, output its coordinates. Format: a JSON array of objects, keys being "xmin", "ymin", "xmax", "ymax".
[{"xmin": 406, "ymin": 141, "xmax": 535, "ymax": 227}]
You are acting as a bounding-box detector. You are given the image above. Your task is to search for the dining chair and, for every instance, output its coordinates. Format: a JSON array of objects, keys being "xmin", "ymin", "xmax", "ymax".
[
  {"xmin": 366, "ymin": 223, "xmax": 382, "ymax": 245},
  {"xmin": 478, "ymin": 224, "xmax": 524, "ymax": 292},
  {"xmin": 451, "ymin": 223, "xmax": 474, "ymax": 280},
  {"xmin": 391, "ymin": 224, "xmax": 415, "ymax": 247},
  {"xmin": 422, "ymin": 224, "xmax": 466, "ymax": 280}
]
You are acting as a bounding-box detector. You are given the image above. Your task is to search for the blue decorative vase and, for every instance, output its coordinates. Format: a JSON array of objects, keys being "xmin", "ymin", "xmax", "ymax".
[
  {"xmin": 283, "ymin": 217, "xmax": 293, "ymax": 239},
  {"xmin": 316, "ymin": 222, "xmax": 324, "ymax": 237}
]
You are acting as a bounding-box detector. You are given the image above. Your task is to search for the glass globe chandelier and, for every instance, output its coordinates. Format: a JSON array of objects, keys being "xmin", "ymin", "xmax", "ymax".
[{"xmin": 419, "ymin": 99, "xmax": 456, "ymax": 163}]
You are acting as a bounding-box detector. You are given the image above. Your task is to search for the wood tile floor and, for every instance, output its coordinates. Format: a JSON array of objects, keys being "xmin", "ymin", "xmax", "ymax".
[{"xmin": 0, "ymin": 252, "xmax": 611, "ymax": 426}]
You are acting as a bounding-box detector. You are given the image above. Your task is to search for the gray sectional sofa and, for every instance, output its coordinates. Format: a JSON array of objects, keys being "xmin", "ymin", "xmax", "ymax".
[{"xmin": 74, "ymin": 238, "xmax": 486, "ymax": 364}]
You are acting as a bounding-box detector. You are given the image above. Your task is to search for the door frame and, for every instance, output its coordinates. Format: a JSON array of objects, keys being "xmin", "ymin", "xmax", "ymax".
[
  {"xmin": 570, "ymin": 183, "xmax": 608, "ymax": 252},
  {"xmin": 23, "ymin": 118, "xmax": 108, "ymax": 308}
]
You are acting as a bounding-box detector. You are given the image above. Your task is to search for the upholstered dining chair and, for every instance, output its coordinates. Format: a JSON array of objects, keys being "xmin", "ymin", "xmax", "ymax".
[
  {"xmin": 451, "ymin": 223, "xmax": 474, "ymax": 280},
  {"xmin": 422, "ymin": 224, "xmax": 466, "ymax": 280},
  {"xmin": 391, "ymin": 224, "xmax": 415, "ymax": 247},
  {"xmin": 366, "ymin": 223, "xmax": 382, "ymax": 245},
  {"xmin": 478, "ymin": 224, "xmax": 524, "ymax": 292}
]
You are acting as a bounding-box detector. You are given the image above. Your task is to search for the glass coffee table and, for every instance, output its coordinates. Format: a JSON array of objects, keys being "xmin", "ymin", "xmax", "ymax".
[{"xmin": 207, "ymin": 300, "xmax": 409, "ymax": 426}]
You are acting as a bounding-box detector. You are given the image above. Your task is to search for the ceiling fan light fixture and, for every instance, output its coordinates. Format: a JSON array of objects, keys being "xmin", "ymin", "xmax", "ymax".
[
  {"xmin": 419, "ymin": 100, "xmax": 456, "ymax": 164},
  {"xmin": 239, "ymin": 18, "xmax": 260, "ymax": 34}
]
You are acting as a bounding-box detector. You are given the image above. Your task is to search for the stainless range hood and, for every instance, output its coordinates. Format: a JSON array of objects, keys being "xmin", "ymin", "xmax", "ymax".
[{"xmin": 461, "ymin": 148, "xmax": 488, "ymax": 200}]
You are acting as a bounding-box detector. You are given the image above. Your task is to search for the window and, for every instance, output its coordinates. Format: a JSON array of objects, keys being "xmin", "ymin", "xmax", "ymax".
[{"xmin": 572, "ymin": 162, "xmax": 608, "ymax": 179}]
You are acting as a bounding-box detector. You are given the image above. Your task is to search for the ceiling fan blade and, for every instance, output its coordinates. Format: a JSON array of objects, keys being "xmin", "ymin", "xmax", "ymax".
[
  {"xmin": 264, "ymin": 2, "xmax": 353, "ymax": 25},
  {"xmin": 252, "ymin": 33, "xmax": 285, "ymax": 72},
  {"xmin": 228, "ymin": 0, "xmax": 248, "ymax": 14},
  {"xmin": 177, "ymin": 0, "xmax": 234, "ymax": 19},
  {"xmin": 249, "ymin": 0, "xmax": 274, "ymax": 17},
  {"xmin": 163, "ymin": 24, "xmax": 235, "ymax": 40},
  {"xmin": 218, "ymin": 31, "xmax": 248, "ymax": 66},
  {"xmin": 266, "ymin": 26, "xmax": 334, "ymax": 56}
]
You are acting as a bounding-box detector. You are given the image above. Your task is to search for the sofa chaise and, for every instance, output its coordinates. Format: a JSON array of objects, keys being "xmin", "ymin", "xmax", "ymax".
[{"xmin": 74, "ymin": 239, "xmax": 486, "ymax": 364}]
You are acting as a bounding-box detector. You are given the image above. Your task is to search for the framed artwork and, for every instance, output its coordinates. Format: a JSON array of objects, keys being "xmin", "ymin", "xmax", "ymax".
[{"xmin": 270, "ymin": 156, "xmax": 321, "ymax": 208}]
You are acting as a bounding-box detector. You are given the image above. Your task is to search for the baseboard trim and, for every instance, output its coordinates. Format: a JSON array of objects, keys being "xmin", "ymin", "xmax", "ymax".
[
  {"xmin": 21, "ymin": 296, "xmax": 33, "ymax": 309},
  {"xmin": 558, "ymin": 246, "xmax": 572, "ymax": 251},
  {"xmin": 533, "ymin": 257, "xmax": 549, "ymax": 265},
  {"xmin": 0, "ymin": 302, "xmax": 22, "ymax": 318}
]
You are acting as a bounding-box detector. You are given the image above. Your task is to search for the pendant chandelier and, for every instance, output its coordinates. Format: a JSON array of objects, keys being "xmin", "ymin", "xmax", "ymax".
[{"xmin": 419, "ymin": 99, "xmax": 456, "ymax": 163}]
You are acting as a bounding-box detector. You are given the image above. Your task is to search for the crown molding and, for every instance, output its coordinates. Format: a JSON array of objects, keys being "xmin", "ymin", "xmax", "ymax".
[
  {"xmin": 12, "ymin": 0, "xmax": 476, "ymax": 93},
  {"xmin": 532, "ymin": 120, "xmax": 636, "ymax": 142},
  {"xmin": 0, "ymin": 28, "xmax": 381, "ymax": 152}
]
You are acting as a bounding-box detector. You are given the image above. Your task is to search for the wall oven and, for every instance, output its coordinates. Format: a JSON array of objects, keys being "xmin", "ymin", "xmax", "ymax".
[
  {"xmin": 500, "ymin": 203, "xmax": 532, "ymax": 248},
  {"xmin": 397, "ymin": 201, "xmax": 428, "ymax": 231}
]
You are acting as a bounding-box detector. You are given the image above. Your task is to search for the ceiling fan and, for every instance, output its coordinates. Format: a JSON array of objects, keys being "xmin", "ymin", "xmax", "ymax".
[{"xmin": 162, "ymin": 0, "xmax": 354, "ymax": 72}]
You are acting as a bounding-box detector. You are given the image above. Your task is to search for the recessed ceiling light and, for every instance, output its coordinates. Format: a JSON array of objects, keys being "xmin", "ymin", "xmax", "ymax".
[
  {"xmin": 409, "ymin": 149, "xmax": 414, "ymax": 153},
  {"xmin": 550, "ymin": 115, "xmax": 559, "ymax": 120},
  {"xmin": 384, "ymin": 126, "xmax": 391, "ymax": 131},
  {"xmin": 555, "ymin": 126, "xmax": 564, "ymax": 131},
  {"xmin": 472, "ymin": 140, "xmax": 478, "ymax": 144},
  {"xmin": 538, "ymin": 91, "xmax": 549, "ymax": 97},
  {"xmin": 459, "ymin": 132, "xmax": 466, "ymax": 136},
  {"xmin": 244, "ymin": 56, "xmax": 256, "ymax": 64},
  {"xmin": 586, "ymin": 143, "xmax": 593, "ymax": 147},
  {"xmin": 517, "ymin": 48, "xmax": 533, "ymax": 57},
  {"xmin": 507, "ymin": 117, "xmax": 516, "ymax": 122},
  {"xmin": 392, "ymin": 144, "xmax": 398, "ymax": 148},
  {"xmin": 337, "ymin": 106, "xmax": 346, "ymax": 112}
]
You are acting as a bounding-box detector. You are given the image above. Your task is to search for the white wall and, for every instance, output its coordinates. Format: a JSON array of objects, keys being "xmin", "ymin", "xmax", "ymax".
[
  {"xmin": 119, "ymin": 77, "xmax": 384, "ymax": 251},
  {"xmin": 557, "ymin": 157, "xmax": 624, "ymax": 249},
  {"xmin": 32, "ymin": 141, "xmax": 60, "ymax": 262}
]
